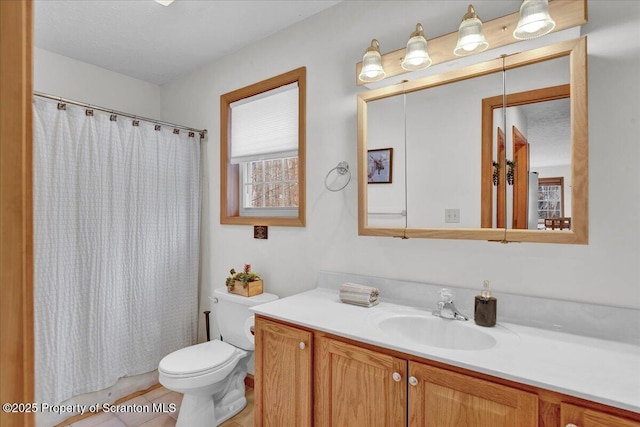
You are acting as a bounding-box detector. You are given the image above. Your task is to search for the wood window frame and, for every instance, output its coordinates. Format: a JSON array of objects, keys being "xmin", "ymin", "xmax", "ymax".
[{"xmin": 220, "ymin": 67, "xmax": 306, "ymax": 227}]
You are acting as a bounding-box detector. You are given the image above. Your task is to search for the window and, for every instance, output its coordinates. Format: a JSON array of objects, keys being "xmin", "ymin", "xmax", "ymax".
[
  {"xmin": 220, "ymin": 67, "xmax": 306, "ymax": 226},
  {"xmin": 241, "ymin": 157, "xmax": 298, "ymax": 216},
  {"xmin": 538, "ymin": 177, "xmax": 564, "ymax": 221}
]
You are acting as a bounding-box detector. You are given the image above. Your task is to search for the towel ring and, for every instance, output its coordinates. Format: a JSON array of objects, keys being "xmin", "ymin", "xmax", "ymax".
[{"xmin": 324, "ymin": 161, "xmax": 351, "ymax": 192}]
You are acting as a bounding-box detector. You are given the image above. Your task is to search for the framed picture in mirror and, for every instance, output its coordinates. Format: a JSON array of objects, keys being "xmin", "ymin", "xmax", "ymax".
[{"xmin": 368, "ymin": 148, "xmax": 393, "ymax": 184}]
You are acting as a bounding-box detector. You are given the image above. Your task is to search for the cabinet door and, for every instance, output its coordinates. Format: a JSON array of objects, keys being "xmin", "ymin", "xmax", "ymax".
[
  {"xmin": 315, "ymin": 336, "xmax": 406, "ymax": 426},
  {"xmin": 408, "ymin": 362, "xmax": 538, "ymax": 427},
  {"xmin": 561, "ymin": 403, "xmax": 640, "ymax": 427},
  {"xmin": 254, "ymin": 317, "xmax": 312, "ymax": 427}
]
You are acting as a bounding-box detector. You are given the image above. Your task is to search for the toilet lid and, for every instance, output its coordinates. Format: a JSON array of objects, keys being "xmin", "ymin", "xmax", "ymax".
[{"xmin": 159, "ymin": 340, "xmax": 237, "ymax": 376}]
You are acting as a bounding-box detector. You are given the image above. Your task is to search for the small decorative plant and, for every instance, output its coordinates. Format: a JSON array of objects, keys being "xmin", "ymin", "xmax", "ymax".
[{"xmin": 226, "ymin": 264, "xmax": 261, "ymax": 292}]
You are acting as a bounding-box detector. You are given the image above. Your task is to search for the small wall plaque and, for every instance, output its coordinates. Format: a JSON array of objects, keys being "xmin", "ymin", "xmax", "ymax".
[{"xmin": 254, "ymin": 226, "xmax": 268, "ymax": 240}]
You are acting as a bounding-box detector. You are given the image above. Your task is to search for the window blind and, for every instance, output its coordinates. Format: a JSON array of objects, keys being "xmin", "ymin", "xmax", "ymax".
[{"xmin": 230, "ymin": 82, "xmax": 298, "ymax": 164}]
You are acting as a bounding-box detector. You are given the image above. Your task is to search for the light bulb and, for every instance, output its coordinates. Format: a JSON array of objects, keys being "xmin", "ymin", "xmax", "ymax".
[
  {"xmin": 463, "ymin": 42, "xmax": 479, "ymax": 52},
  {"xmin": 365, "ymin": 70, "xmax": 379, "ymax": 79},
  {"xmin": 520, "ymin": 19, "xmax": 546, "ymax": 34}
]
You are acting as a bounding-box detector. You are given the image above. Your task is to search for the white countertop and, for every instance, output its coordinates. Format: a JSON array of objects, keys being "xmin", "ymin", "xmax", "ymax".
[{"xmin": 251, "ymin": 288, "xmax": 640, "ymax": 413}]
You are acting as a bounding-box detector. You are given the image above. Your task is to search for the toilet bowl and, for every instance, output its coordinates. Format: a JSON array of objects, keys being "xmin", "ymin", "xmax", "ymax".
[{"xmin": 158, "ymin": 288, "xmax": 278, "ymax": 427}]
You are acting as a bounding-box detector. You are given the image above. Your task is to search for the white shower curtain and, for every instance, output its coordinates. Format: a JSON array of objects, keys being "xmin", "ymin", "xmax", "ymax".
[{"xmin": 33, "ymin": 98, "xmax": 201, "ymax": 405}]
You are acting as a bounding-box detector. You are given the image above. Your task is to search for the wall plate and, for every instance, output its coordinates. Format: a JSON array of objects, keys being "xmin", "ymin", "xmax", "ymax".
[{"xmin": 254, "ymin": 226, "xmax": 268, "ymax": 239}]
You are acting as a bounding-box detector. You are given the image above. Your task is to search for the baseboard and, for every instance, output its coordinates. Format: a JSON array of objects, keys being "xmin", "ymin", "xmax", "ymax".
[{"xmin": 244, "ymin": 374, "xmax": 254, "ymax": 389}]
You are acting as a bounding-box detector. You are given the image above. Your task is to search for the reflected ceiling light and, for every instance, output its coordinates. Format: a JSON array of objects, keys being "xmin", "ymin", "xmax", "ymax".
[
  {"xmin": 154, "ymin": 0, "xmax": 175, "ymax": 6},
  {"xmin": 401, "ymin": 23, "xmax": 432, "ymax": 71},
  {"xmin": 454, "ymin": 5, "xmax": 489, "ymax": 56},
  {"xmin": 513, "ymin": 0, "xmax": 556, "ymax": 40},
  {"xmin": 358, "ymin": 39, "xmax": 386, "ymax": 83}
]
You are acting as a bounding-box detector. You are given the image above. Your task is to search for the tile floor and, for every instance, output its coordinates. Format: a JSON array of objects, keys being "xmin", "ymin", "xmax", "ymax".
[{"xmin": 65, "ymin": 386, "xmax": 254, "ymax": 427}]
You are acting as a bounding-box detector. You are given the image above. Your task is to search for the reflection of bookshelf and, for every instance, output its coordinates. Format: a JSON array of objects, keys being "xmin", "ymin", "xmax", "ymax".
[
  {"xmin": 537, "ymin": 177, "xmax": 564, "ymax": 220},
  {"xmin": 544, "ymin": 217, "xmax": 571, "ymax": 230}
]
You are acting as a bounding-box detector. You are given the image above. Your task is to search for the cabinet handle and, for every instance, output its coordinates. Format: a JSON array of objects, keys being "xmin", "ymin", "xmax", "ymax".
[
  {"xmin": 565, "ymin": 424, "xmax": 578, "ymax": 427},
  {"xmin": 299, "ymin": 342, "xmax": 306, "ymax": 350},
  {"xmin": 392, "ymin": 372, "xmax": 402, "ymax": 382},
  {"xmin": 409, "ymin": 376, "xmax": 418, "ymax": 386}
]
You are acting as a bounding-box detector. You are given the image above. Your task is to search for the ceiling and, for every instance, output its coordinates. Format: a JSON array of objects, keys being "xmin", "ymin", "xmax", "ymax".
[
  {"xmin": 34, "ymin": 0, "xmax": 340, "ymax": 85},
  {"xmin": 520, "ymin": 98, "xmax": 571, "ymax": 168}
]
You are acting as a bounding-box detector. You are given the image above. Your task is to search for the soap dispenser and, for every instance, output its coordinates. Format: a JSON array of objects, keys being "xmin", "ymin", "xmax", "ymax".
[{"xmin": 474, "ymin": 280, "xmax": 497, "ymax": 327}]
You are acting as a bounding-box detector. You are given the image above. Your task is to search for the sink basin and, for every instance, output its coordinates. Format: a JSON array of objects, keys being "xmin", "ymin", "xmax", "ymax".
[{"xmin": 376, "ymin": 314, "xmax": 497, "ymax": 351}]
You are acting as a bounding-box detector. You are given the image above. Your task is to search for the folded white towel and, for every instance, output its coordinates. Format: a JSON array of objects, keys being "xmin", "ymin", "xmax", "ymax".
[
  {"xmin": 340, "ymin": 292, "xmax": 377, "ymax": 303},
  {"xmin": 340, "ymin": 282, "xmax": 379, "ymax": 295},
  {"xmin": 340, "ymin": 298, "xmax": 379, "ymax": 308},
  {"xmin": 339, "ymin": 283, "xmax": 380, "ymax": 307}
]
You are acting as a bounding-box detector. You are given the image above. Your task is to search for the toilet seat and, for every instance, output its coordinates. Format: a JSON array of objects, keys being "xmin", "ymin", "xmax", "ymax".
[{"xmin": 159, "ymin": 340, "xmax": 237, "ymax": 378}]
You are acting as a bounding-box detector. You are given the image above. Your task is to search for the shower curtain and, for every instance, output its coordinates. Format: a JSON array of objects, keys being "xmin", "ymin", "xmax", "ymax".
[{"xmin": 32, "ymin": 97, "xmax": 201, "ymax": 405}]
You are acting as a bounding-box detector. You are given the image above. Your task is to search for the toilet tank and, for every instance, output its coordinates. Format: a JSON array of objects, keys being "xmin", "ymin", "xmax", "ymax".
[{"xmin": 212, "ymin": 287, "xmax": 278, "ymax": 350}]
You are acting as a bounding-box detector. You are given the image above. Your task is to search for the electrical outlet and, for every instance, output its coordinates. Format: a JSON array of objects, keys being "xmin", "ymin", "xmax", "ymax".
[{"xmin": 445, "ymin": 209, "xmax": 460, "ymax": 223}]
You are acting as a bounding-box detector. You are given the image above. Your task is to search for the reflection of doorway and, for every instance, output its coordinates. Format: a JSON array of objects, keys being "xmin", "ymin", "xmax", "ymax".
[
  {"xmin": 481, "ymin": 84, "xmax": 570, "ymax": 228},
  {"xmin": 512, "ymin": 126, "xmax": 530, "ymax": 229}
]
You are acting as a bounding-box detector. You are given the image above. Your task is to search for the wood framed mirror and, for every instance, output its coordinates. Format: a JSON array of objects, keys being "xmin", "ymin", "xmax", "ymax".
[{"xmin": 357, "ymin": 37, "xmax": 587, "ymax": 244}]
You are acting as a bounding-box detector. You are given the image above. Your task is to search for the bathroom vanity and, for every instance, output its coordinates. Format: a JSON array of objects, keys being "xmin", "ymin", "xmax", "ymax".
[{"xmin": 251, "ymin": 279, "xmax": 640, "ymax": 427}]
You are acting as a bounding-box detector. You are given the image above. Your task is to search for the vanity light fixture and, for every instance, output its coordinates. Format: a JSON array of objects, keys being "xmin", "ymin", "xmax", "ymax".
[
  {"xmin": 513, "ymin": 0, "xmax": 556, "ymax": 40},
  {"xmin": 401, "ymin": 23, "xmax": 432, "ymax": 71},
  {"xmin": 358, "ymin": 39, "xmax": 386, "ymax": 83},
  {"xmin": 154, "ymin": 0, "xmax": 175, "ymax": 6},
  {"xmin": 356, "ymin": 0, "xmax": 586, "ymax": 85},
  {"xmin": 453, "ymin": 5, "xmax": 489, "ymax": 56}
]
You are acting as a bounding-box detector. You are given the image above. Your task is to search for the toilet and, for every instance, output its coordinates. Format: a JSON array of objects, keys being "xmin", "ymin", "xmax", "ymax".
[{"xmin": 158, "ymin": 287, "xmax": 278, "ymax": 427}]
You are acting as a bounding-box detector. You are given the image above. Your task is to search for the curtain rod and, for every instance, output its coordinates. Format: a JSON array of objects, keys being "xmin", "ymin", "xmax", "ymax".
[{"xmin": 33, "ymin": 91, "xmax": 207, "ymax": 137}]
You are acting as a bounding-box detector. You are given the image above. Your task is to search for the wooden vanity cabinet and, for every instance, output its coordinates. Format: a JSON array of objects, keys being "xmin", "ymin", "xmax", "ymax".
[
  {"xmin": 409, "ymin": 362, "xmax": 537, "ymax": 427},
  {"xmin": 254, "ymin": 316, "xmax": 313, "ymax": 427},
  {"xmin": 561, "ymin": 403, "xmax": 640, "ymax": 427},
  {"xmin": 315, "ymin": 335, "xmax": 406, "ymax": 426},
  {"xmin": 314, "ymin": 334, "xmax": 537, "ymax": 427},
  {"xmin": 254, "ymin": 316, "xmax": 640, "ymax": 427}
]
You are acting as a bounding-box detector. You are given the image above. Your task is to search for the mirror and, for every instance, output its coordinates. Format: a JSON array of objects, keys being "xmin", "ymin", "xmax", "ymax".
[
  {"xmin": 358, "ymin": 37, "xmax": 587, "ymax": 243},
  {"xmin": 482, "ymin": 56, "xmax": 571, "ymax": 231},
  {"xmin": 366, "ymin": 94, "xmax": 407, "ymax": 229},
  {"xmin": 404, "ymin": 71, "xmax": 503, "ymax": 229}
]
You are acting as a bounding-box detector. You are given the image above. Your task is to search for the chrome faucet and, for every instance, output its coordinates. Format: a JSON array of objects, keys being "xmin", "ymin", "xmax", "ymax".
[{"xmin": 432, "ymin": 288, "xmax": 468, "ymax": 321}]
